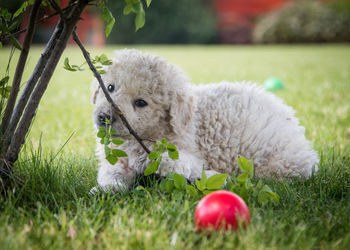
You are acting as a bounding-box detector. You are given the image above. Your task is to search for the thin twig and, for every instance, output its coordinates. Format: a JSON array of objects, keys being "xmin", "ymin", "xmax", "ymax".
[
  {"xmin": 72, "ymin": 30, "xmax": 151, "ymax": 154},
  {"xmin": 48, "ymin": 0, "xmax": 66, "ymax": 22},
  {"xmin": 1, "ymin": 0, "xmax": 42, "ymax": 142}
]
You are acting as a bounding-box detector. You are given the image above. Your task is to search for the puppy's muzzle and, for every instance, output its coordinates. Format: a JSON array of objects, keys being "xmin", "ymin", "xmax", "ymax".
[{"xmin": 97, "ymin": 112, "xmax": 116, "ymax": 126}]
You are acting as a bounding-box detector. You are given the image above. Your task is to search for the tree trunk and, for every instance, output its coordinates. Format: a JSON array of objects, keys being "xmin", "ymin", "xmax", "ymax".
[{"xmin": 1, "ymin": 0, "xmax": 89, "ymax": 177}]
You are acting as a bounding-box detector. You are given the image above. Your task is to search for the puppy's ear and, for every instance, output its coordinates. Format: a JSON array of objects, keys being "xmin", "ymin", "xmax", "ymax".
[
  {"xmin": 169, "ymin": 92, "xmax": 195, "ymax": 135},
  {"xmin": 91, "ymin": 79, "xmax": 100, "ymax": 104}
]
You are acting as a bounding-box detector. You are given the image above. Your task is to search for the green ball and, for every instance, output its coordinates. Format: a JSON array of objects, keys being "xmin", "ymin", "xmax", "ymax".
[{"xmin": 263, "ymin": 77, "xmax": 284, "ymax": 91}]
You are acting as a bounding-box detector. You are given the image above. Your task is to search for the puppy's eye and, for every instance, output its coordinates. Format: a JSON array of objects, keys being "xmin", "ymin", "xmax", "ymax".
[
  {"xmin": 107, "ymin": 84, "xmax": 114, "ymax": 92},
  {"xmin": 134, "ymin": 99, "xmax": 148, "ymax": 108}
]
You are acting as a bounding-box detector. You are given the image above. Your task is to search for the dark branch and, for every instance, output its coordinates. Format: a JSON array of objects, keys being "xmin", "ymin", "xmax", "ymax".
[
  {"xmin": 1, "ymin": 0, "xmax": 42, "ymax": 141},
  {"xmin": 4, "ymin": 0, "xmax": 89, "ymax": 165},
  {"xmin": 3, "ymin": 19, "xmax": 64, "ymax": 155},
  {"xmin": 72, "ymin": 30, "xmax": 151, "ymax": 154}
]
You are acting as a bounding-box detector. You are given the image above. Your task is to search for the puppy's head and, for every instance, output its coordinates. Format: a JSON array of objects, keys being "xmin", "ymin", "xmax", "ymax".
[{"xmin": 92, "ymin": 49, "xmax": 195, "ymax": 140}]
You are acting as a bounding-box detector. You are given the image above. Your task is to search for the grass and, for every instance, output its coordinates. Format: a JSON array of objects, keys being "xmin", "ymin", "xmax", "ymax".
[{"xmin": 0, "ymin": 44, "xmax": 350, "ymax": 249}]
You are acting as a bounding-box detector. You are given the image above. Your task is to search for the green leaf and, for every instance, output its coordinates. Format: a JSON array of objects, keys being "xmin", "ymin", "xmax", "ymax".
[
  {"xmin": 165, "ymin": 172, "xmax": 175, "ymax": 180},
  {"xmin": 136, "ymin": 185, "xmax": 146, "ymax": 191},
  {"xmin": 148, "ymin": 151, "xmax": 160, "ymax": 160},
  {"xmin": 256, "ymin": 180, "xmax": 263, "ymax": 190},
  {"xmin": 99, "ymin": 2, "xmax": 115, "ymax": 37},
  {"xmin": 262, "ymin": 185, "xmax": 273, "ymax": 193},
  {"xmin": 97, "ymin": 130, "xmax": 106, "ymax": 138},
  {"xmin": 161, "ymin": 138, "xmax": 167, "ymax": 144},
  {"xmin": 135, "ymin": 7, "xmax": 145, "ymax": 31},
  {"xmin": 106, "ymin": 154, "xmax": 118, "ymax": 165},
  {"xmin": 201, "ymin": 170, "xmax": 207, "ymax": 183},
  {"xmin": 194, "ymin": 170, "xmax": 207, "ymax": 191},
  {"xmin": 145, "ymin": 0, "xmax": 152, "ymax": 7},
  {"xmin": 186, "ymin": 185, "xmax": 198, "ymax": 197},
  {"xmin": 144, "ymin": 161, "xmax": 159, "ymax": 176},
  {"xmin": 0, "ymin": 86, "xmax": 11, "ymax": 98},
  {"xmin": 0, "ymin": 76, "xmax": 9, "ymax": 86},
  {"xmin": 168, "ymin": 150, "xmax": 179, "ymax": 160},
  {"xmin": 104, "ymin": 145, "xmax": 110, "ymax": 157},
  {"xmin": 156, "ymin": 155, "xmax": 162, "ymax": 164},
  {"xmin": 101, "ymin": 60, "xmax": 112, "ymax": 66},
  {"xmin": 258, "ymin": 191, "xmax": 269, "ymax": 206},
  {"xmin": 166, "ymin": 144, "xmax": 176, "ymax": 152},
  {"xmin": 9, "ymin": 35, "xmax": 22, "ymax": 50},
  {"xmin": 103, "ymin": 136, "xmax": 110, "ymax": 146},
  {"xmin": 239, "ymin": 186, "xmax": 249, "ymax": 201},
  {"xmin": 13, "ymin": 0, "xmax": 34, "ymax": 18},
  {"xmin": 0, "ymin": 42, "xmax": 2, "ymax": 49},
  {"xmin": 63, "ymin": 58, "xmax": 76, "ymax": 71},
  {"xmin": 226, "ymin": 180, "xmax": 234, "ymax": 190},
  {"xmin": 99, "ymin": 53, "xmax": 108, "ymax": 62},
  {"xmin": 245, "ymin": 179, "xmax": 253, "ymax": 190},
  {"xmin": 195, "ymin": 179, "xmax": 205, "ymax": 192},
  {"xmin": 123, "ymin": 4, "xmax": 133, "ymax": 15},
  {"xmin": 153, "ymin": 140, "xmax": 161, "ymax": 150},
  {"xmin": 237, "ymin": 156, "xmax": 251, "ymax": 172},
  {"xmin": 98, "ymin": 70, "xmax": 106, "ymax": 75},
  {"xmin": 112, "ymin": 149, "xmax": 128, "ymax": 157},
  {"xmin": 174, "ymin": 173, "xmax": 186, "ymax": 189},
  {"xmin": 8, "ymin": 18, "xmax": 21, "ymax": 32},
  {"xmin": 230, "ymin": 184, "xmax": 240, "ymax": 196},
  {"xmin": 112, "ymin": 138, "xmax": 124, "ymax": 145},
  {"xmin": 95, "ymin": 54, "xmax": 113, "ymax": 65},
  {"xmin": 237, "ymin": 172, "xmax": 249, "ymax": 184},
  {"xmin": 159, "ymin": 179, "xmax": 168, "ymax": 192},
  {"xmin": 164, "ymin": 179, "xmax": 175, "ymax": 193},
  {"xmin": 206, "ymin": 174, "xmax": 228, "ymax": 190},
  {"xmin": 1, "ymin": 9, "xmax": 12, "ymax": 21},
  {"xmin": 267, "ymin": 191, "xmax": 280, "ymax": 203}
]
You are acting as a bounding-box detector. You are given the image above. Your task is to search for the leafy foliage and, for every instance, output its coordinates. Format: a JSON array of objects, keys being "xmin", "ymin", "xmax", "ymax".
[
  {"xmin": 92, "ymin": 53, "xmax": 112, "ymax": 74},
  {"xmin": 0, "ymin": 76, "xmax": 10, "ymax": 98},
  {"xmin": 63, "ymin": 57, "xmax": 84, "ymax": 72},
  {"xmin": 98, "ymin": 0, "xmax": 151, "ymax": 34},
  {"xmin": 144, "ymin": 138, "xmax": 179, "ymax": 176},
  {"xmin": 63, "ymin": 53, "xmax": 112, "ymax": 74},
  {"xmin": 98, "ymin": 0, "xmax": 116, "ymax": 37},
  {"xmin": 143, "ymin": 155, "xmax": 279, "ymax": 206},
  {"xmin": 13, "ymin": 0, "xmax": 34, "ymax": 19},
  {"xmin": 0, "ymin": 7, "xmax": 23, "ymax": 50},
  {"xmin": 96, "ymin": 119, "xmax": 127, "ymax": 165},
  {"xmin": 226, "ymin": 156, "xmax": 280, "ymax": 206},
  {"xmin": 123, "ymin": 0, "xmax": 150, "ymax": 31}
]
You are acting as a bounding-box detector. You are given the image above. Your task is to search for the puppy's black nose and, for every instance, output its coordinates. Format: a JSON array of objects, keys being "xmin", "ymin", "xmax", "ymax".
[{"xmin": 98, "ymin": 112, "xmax": 114, "ymax": 125}]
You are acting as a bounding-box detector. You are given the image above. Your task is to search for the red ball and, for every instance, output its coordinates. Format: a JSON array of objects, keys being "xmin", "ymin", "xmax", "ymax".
[{"xmin": 194, "ymin": 190, "xmax": 250, "ymax": 231}]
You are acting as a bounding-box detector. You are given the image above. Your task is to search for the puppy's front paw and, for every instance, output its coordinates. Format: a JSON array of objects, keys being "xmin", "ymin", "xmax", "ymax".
[
  {"xmin": 89, "ymin": 184, "xmax": 122, "ymax": 195},
  {"xmin": 89, "ymin": 186, "xmax": 100, "ymax": 196},
  {"xmin": 95, "ymin": 180, "xmax": 129, "ymax": 194}
]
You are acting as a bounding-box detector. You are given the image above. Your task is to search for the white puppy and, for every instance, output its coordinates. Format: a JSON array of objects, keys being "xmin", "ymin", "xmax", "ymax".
[{"xmin": 92, "ymin": 49, "xmax": 319, "ymax": 192}]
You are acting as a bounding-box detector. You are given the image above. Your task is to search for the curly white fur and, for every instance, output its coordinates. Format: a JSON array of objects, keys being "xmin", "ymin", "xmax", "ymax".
[{"xmin": 92, "ymin": 49, "xmax": 319, "ymax": 192}]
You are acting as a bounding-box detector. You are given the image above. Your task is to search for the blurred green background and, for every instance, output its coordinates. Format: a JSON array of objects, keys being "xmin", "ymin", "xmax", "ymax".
[{"xmin": 1, "ymin": 0, "xmax": 349, "ymax": 44}]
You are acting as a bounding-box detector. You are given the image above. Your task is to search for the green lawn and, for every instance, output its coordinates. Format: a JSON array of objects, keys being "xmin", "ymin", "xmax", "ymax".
[{"xmin": 0, "ymin": 45, "xmax": 349, "ymax": 249}]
